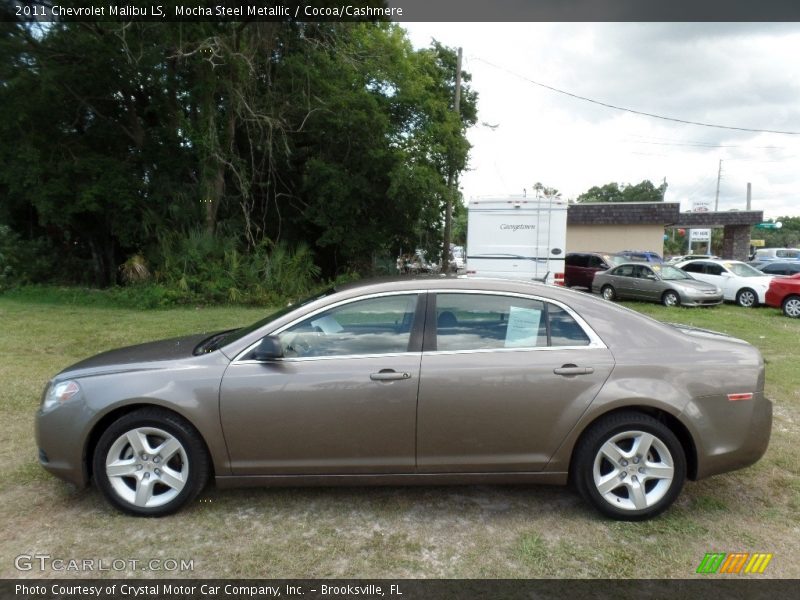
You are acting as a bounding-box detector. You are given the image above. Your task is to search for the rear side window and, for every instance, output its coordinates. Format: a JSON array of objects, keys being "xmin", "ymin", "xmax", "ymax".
[
  {"xmin": 681, "ymin": 262, "xmax": 703, "ymax": 274},
  {"xmin": 613, "ymin": 265, "xmax": 635, "ymax": 277},
  {"xmin": 776, "ymin": 250, "xmax": 800, "ymax": 259},
  {"xmin": 434, "ymin": 293, "xmax": 590, "ymax": 351}
]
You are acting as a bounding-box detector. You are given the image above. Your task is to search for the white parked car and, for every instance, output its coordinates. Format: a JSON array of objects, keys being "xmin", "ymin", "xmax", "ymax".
[{"xmin": 675, "ymin": 259, "xmax": 773, "ymax": 307}]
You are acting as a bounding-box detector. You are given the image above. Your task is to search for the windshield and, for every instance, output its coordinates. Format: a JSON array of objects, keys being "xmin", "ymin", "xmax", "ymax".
[
  {"xmin": 215, "ymin": 288, "xmax": 336, "ymax": 348},
  {"xmin": 725, "ymin": 262, "xmax": 765, "ymax": 277},
  {"xmin": 654, "ymin": 265, "xmax": 691, "ymax": 280}
]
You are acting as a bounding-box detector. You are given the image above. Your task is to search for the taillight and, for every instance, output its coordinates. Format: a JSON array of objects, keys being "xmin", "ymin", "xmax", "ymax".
[
  {"xmin": 553, "ymin": 272, "xmax": 565, "ymax": 287},
  {"xmin": 727, "ymin": 393, "xmax": 754, "ymax": 401}
]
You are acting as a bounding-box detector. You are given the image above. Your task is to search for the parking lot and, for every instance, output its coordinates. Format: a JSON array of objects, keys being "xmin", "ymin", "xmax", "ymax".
[{"xmin": 1, "ymin": 295, "xmax": 798, "ymax": 578}]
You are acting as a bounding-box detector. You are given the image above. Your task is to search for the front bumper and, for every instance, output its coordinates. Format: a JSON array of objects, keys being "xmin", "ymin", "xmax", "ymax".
[{"xmin": 35, "ymin": 400, "xmax": 92, "ymax": 488}]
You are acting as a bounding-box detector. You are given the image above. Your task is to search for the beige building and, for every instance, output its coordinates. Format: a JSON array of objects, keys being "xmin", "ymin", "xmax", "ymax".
[
  {"xmin": 567, "ymin": 223, "xmax": 666, "ymax": 254},
  {"xmin": 566, "ymin": 202, "xmax": 762, "ymax": 261}
]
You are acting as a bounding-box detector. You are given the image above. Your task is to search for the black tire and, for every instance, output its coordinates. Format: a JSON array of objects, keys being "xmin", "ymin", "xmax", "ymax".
[
  {"xmin": 735, "ymin": 288, "xmax": 758, "ymax": 308},
  {"xmin": 782, "ymin": 295, "xmax": 800, "ymax": 318},
  {"xmin": 601, "ymin": 285, "xmax": 617, "ymax": 302},
  {"xmin": 93, "ymin": 408, "xmax": 210, "ymax": 517},
  {"xmin": 572, "ymin": 411, "xmax": 686, "ymax": 521},
  {"xmin": 661, "ymin": 290, "xmax": 681, "ymax": 307}
]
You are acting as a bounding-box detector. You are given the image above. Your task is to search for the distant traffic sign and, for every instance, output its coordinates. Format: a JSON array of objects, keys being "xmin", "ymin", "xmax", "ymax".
[{"xmin": 755, "ymin": 222, "xmax": 783, "ymax": 229}]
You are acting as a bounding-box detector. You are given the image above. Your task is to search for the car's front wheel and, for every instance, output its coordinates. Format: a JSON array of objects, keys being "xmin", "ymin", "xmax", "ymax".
[
  {"xmin": 573, "ymin": 411, "xmax": 686, "ymax": 520},
  {"xmin": 736, "ymin": 288, "xmax": 758, "ymax": 308},
  {"xmin": 93, "ymin": 408, "xmax": 210, "ymax": 516},
  {"xmin": 601, "ymin": 285, "xmax": 617, "ymax": 301},
  {"xmin": 662, "ymin": 290, "xmax": 681, "ymax": 307},
  {"xmin": 782, "ymin": 295, "xmax": 800, "ymax": 318}
]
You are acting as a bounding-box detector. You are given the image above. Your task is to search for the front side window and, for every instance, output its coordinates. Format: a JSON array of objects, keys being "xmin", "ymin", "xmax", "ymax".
[
  {"xmin": 725, "ymin": 262, "xmax": 765, "ymax": 277},
  {"xmin": 278, "ymin": 294, "xmax": 418, "ymax": 358},
  {"xmin": 588, "ymin": 255, "xmax": 607, "ymax": 269},
  {"xmin": 434, "ymin": 293, "xmax": 590, "ymax": 352}
]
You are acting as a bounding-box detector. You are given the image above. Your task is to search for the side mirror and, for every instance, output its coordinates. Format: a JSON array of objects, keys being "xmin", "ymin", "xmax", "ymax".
[{"xmin": 252, "ymin": 335, "xmax": 284, "ymax": 361}]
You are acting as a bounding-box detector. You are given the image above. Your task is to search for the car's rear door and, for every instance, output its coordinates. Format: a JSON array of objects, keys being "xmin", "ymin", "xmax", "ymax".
[
  {"xmin": 220, "ymin": 292, "xmax": 424, "ymax": 475},
  {"xmin": 416, "ymin": 291, "xmax": 614, "ymax": 473},
  {"xmin": 611, "ymin": 265, "xmax": 637, "ymax": 298}
]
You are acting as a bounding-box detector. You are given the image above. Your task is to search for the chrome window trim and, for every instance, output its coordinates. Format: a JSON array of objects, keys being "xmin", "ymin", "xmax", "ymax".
[
  {"xmin": 235, "ymin": 351, "xmax": 420, "ymax": 365},
  {"xmin": 428, "ymin": 289, "xmax": 607, "ymax": 353},
  {"xmin": 232, "ymin": 290, "xmax": 426, "ymax": 364},
  {"xmin": 232, "ymin": 287, "xmax": 607, "ymax": 364}
]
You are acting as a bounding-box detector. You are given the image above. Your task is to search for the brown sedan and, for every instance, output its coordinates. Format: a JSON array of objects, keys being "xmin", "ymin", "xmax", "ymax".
[{"xmin": 36, "ymin": 278, "xmax": 771, "ymax": 520}]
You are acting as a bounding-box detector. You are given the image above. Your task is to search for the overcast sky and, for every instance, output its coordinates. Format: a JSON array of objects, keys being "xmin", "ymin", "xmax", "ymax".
[{"xmin": 403, "ymin": 23, "xmax": 800, "ymax": 220}]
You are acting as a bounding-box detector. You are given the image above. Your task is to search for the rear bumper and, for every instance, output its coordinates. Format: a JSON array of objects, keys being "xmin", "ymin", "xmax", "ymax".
[{"xmin": 685, "ymin": 393, "xmax": 772, "ymax": 480}]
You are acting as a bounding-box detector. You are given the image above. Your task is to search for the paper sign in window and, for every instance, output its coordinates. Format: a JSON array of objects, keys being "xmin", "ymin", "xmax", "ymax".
[
  {"xmin": 310, "ymin": 315, "xmax": 344, "ymax": 334},
  {"xmin": 505, "ymin": 306, "xmax": 542, "ymax": 348}
]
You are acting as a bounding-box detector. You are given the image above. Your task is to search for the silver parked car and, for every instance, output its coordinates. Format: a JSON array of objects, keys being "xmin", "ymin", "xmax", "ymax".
[
  {"xmin": 592, "ymin": 263, "xmax": 723, "ymax": 307},
  {"xmin": 36, "ymin": 278, "xmax": 770, "ymax": 520}
]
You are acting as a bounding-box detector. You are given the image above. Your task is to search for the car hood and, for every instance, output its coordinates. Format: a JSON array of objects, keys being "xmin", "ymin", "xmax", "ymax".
[{"xmin": 57, "ymin": 332, "xmax": 214, "ymax": 379}]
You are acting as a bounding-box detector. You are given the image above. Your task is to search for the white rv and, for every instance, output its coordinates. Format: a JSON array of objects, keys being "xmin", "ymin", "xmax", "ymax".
[{"xmin": 465, "ymin": 196, "xmax": 568, "ymax": 285}]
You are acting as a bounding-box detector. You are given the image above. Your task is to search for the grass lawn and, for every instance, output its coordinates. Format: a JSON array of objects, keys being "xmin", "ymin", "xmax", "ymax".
[{"xmin": 1, "ymin": 293, "xmax": 798, "ymax": 579}]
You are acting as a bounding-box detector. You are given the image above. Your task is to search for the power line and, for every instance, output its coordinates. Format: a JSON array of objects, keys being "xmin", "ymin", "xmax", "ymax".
[{"xmin": 474, "ymin": 57, "xmax": 800, "ymax": 136}]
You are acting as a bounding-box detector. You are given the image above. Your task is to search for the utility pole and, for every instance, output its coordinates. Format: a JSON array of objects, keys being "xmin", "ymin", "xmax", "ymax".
[
  {"xmin": 746, "ymin": 182, "xmax": 752, "ymax": 210},
  {"xmin": 442, "ymin": 46, "xmax": 462, "ymax": 274},
  {"xmin": 714, "ymin": 159, "xmax": 722, "ymax": 211}
]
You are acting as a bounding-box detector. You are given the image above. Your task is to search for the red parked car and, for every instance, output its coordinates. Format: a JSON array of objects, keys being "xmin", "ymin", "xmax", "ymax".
[{"xmin": 765, "ymin": 273, "xmax": 800, "ymax": 318}]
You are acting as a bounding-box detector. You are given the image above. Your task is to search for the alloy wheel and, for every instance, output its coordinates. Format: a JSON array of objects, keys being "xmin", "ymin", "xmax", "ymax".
[
  {"xmin": 737, "ymin": 289, "xmax": 756, "ymax": 307},
  {"xmin": 105, "ymin": 427, "xmax": 189, "ymax": 509},
  {"xmin": 592, "ymin": 430, "xmax": 675, "ymax": 512},
  {"xmin": 783, "ymin": 296, "xmax": 800, "ymax": 318}
]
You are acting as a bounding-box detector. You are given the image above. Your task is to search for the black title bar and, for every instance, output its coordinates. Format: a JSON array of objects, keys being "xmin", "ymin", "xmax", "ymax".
[{"xmin": 6, "ymin": 0, "xmax": 800, "ymax": 23}]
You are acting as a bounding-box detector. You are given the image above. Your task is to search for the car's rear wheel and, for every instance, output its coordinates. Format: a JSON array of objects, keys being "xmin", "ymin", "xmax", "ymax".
[
  {"xmin": 93, "ymin": 408, "xmax": 209, "ymax": 516},
  {"xmin": 783, "ymin": 295, "xmax": 800, "ymax": 318},
  {"xmin": 601, "ymin": 285, "xmax": 617, "ymax": 301},
  {"xmin": 736, "ymin": 288, "xmax": 758, "ymax": 308},
  {"xmin": 662, "ymin": 290, "xmax": 681, "ymax": 307},
  {"xmin": 573, "ymin": 411, "xmax": 686, "ymax": 521}
]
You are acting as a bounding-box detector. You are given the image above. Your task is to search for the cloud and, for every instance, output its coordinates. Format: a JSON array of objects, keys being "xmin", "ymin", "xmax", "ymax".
[{"xmin": 403, "ymin": 23, "xmax": 800, "ymax": 219}]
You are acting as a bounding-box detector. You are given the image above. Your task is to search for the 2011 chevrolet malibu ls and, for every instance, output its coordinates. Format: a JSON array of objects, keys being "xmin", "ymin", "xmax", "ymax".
[{"xmin": 36, "ymin": 278, "xmax": 772, "ymax": 520}]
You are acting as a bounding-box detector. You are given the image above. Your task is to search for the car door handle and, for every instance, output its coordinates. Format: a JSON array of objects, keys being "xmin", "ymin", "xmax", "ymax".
[
  {"xmin": 553, "ymin": 364, "xmax": 594, "ymax": 376},
  {"xmin": 370, "ymin": 370, "xmax": 411, "ymax": 381}
]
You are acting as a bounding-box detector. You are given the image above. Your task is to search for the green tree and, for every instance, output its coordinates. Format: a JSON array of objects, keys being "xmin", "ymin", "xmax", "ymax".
[
  {"xmin": 577, "ymin": 180, "xmax": 667, "ymax": 203},
  {"xmin": 0, "ymin": 10, "xmax": 477, "ymax": 289},
  {"xmin": 754, "ymin": 217, "xmax": 800, "ymax": 248}
]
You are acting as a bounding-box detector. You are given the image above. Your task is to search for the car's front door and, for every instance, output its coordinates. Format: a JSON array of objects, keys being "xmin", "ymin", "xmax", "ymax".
[
  {"xmin": 416, "ymin": 292, "xmax": 614, "ymax": 473},
  {"xmin": 220, "ymin": 293, "xmax": 424, "ymax": 475}
]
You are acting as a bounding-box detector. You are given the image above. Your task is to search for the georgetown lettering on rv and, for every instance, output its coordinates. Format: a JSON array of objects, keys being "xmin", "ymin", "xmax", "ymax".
[{"xmin": 500, "ymin": 223, "xmax": 537, "ymax": 231}]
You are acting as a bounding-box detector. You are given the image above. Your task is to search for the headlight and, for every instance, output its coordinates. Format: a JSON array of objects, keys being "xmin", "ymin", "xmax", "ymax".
[{"xmin": 42, "ymin": 380, "xmax": 81, "ymax": 411}]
